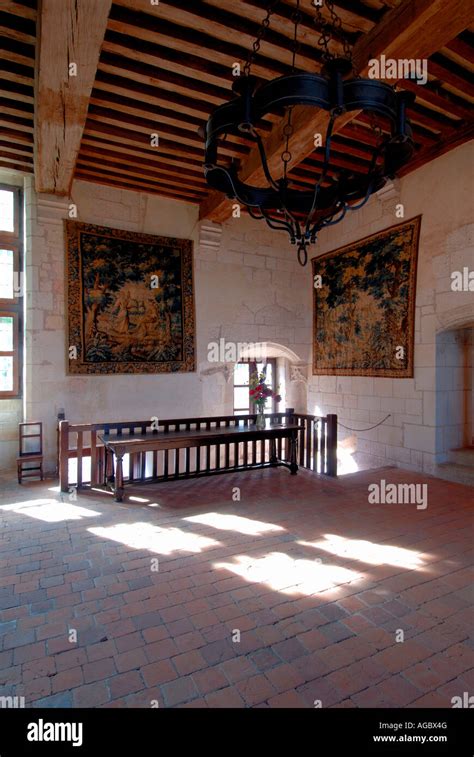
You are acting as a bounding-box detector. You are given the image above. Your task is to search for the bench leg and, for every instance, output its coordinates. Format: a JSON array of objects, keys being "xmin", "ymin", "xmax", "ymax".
[
  {"xmin": 269, "ymin": 438, "xmax": 278, "ymax": 465},
  {"xmin": 289, "ymin": 432, "xmax": 298, "ymax": 475},
  {"xmin": 114, "ymin": 450, "xmax": 125, "ymax": 502}
]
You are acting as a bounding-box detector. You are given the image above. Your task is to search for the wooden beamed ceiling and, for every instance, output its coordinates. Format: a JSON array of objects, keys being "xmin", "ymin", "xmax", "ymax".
[
  {"xmin": 0, "ymin": 0, "xmax": 472, "ymax": 212},
  {"xmin": 0, "ymin": 0, "xmax": 36, "ymax": 175}
]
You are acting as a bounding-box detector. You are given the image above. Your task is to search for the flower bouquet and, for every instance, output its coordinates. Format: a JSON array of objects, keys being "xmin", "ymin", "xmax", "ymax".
[{"xmin": 249, "ymin": 372, "xmax": 282, "ymax": 430}]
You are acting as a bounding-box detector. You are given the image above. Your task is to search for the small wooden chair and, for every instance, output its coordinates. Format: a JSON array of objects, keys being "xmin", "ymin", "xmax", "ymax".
[{"xmin": 17, "ymin": 422, "xmax": 43, "ymax": 484}]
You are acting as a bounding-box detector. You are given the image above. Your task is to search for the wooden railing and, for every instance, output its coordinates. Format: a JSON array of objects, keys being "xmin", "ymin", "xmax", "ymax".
[{"xmin": 58, "ymin": 409, "xmax": 337, "ymax": 493}]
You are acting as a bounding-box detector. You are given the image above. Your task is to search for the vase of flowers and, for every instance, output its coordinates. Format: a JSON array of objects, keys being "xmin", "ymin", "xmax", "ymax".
[{"xmin": 250, "ymin": 372, "xmax": 282, "ymax": 431}]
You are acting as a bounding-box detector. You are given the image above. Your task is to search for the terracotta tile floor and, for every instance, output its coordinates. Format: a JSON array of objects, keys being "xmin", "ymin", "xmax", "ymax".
[{"xmin": 0, "ymin": 466, "xmax": 472, "ymax": 708}]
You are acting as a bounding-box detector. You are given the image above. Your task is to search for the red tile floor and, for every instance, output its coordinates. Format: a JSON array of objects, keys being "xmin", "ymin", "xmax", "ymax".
[{"xmin": 0, "ymin": 466, "xmax": 472, "ymax": 708}]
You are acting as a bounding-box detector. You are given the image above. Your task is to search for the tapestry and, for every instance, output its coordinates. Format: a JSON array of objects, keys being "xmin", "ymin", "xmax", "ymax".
[
  {"xmin": 65, "ymin": 221, "xmax": 195, "ymax": 374},
  {"xmin": 312, "ymin": 216, "xmax": 421, "ymax": 377}
]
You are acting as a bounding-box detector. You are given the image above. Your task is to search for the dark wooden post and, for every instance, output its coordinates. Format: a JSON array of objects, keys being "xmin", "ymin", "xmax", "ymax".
[
  {"xmin": 59, "ymin": 420, "xmax": 69, "ymax": 492},
  {"xmin": 285, "ymin": 408, "xmax": 294, "ymax": 461},
  {"xmin": 113, "ymin": 446, "xmax": 126, "ymax": 502},
  {"xmin": 326, "ymin": 414, "xmax": 338, "ymax": 477},
  {"xmin": 289, "ymin": 429, "xmax": 298, "ymax": 475},
  {"xmin": 90, "ymin": 430, "xmax": 97, "ymax": 486}
]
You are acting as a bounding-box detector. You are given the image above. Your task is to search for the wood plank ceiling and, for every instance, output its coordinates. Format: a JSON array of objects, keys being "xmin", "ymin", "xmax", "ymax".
[
  {"xmin": 0, "ymin": 0, "xmax": 473, "ymax": 219},
  {"xmin": 0, "ymin": 0, "xmax": 36, "ymax": 175}
]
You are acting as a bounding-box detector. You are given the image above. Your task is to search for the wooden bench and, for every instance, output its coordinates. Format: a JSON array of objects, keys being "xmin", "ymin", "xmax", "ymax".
[
  {"xmin": 58, "ymin": 410, "xmax": 338, "ymax": 494},
  {"xmin": 99, "ymin": 421, "xmax": 303, "ymax": 502}
]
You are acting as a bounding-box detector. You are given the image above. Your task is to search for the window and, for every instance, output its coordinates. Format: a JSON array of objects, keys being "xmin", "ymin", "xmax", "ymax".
[
  {"xmin": 233, "ymin": 359, "xmax": 278, "ymax": 415},
  {"xmin": 0, "ymin": 189, "xmax": 16, "ymax": 234},
  {"xmin": 233, "ymin": 361, "xmax": 251, "ymax": 414},
  {"xmin": 0, "ymin": 185, "xmax": 22, "ymax": 398}
]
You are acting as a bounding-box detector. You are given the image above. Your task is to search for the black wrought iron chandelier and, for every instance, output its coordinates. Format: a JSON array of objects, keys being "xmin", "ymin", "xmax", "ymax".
[{"xmin": 199, "ymin": 0, "xmax": 416, "ymax": 265}]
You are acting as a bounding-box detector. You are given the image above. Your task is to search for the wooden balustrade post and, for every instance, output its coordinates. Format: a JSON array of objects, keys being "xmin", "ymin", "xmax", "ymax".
[
  {"xmin": 285, "ymin": 408, "xmax": 294, "ymax": 461},
  {"xmin": 326, "ymin": 414, "xmax": 338, "ymax": 477},
  {"xmin": 59, "ymin": 420, "xmax": 69, "ymax": 492},
  {"xmin": 90, "ymin": 430, "xmax": 97, "ymax": 486}
]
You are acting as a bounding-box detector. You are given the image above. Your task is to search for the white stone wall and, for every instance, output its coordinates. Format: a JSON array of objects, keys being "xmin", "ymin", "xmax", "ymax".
[
  {"xmin": 0, "ymin": 399, "xmax": 22, "ymax": 473},
  {"xmin": 5, "ymin": 141, "xmax": 473, "ymax": 476},
  {"xmin": 22, "ymin": 179, "xmax": 311, "ymax": 471},
  {"xmin": 307, "ymin": 141, "xmax": 474, "ymax": 474}
]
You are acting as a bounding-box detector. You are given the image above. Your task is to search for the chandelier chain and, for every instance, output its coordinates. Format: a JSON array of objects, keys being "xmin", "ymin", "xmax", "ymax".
[
  {"xmin": 243, "ymin": 0, "xmax": 280, "ymax": 77},
  {"xmin": 312, "ymin": 0, "xmax": 353, "ymax": 64},
  {"xmin": 290, "ymin": 0, "xmax": 302, "ymax": 72},
  {"xmin": 280, "ymin": 0, "xmax": 302, "ymax": 181},
  {"xmin": 327, "ymin": 1, "xmax": 348, "ymax": 57},
  {"xmin": 312, "ymin": 1, "xmax": 331, "ymax": 61}
]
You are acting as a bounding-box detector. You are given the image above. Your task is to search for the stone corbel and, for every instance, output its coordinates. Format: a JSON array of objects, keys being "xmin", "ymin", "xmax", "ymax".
[
  {"xmin": 37, "ymin": 195, "xmax": 70, "ymax": 226},
  {"xmin": 375, "ymin": 178, "xmax": 400, "ymax": 203},
  {"xmin": 198, "ymin": 221, "xmax": 222, "ymax": 255},
  {"xmin": 290, "ymin": 363, "xmax": 309, "ymax": 384}
]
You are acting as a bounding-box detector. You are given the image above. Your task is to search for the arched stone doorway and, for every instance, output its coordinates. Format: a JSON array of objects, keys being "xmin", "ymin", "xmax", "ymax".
[{"xmin": 199, "ymin": 340, "xmax": 309, "ymax": 415}]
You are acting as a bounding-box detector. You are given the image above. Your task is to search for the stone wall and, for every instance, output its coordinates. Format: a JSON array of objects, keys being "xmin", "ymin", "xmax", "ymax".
[
  {"xmin": 22, "ymin": 178, "xmax": 310, "ymax": 471},
  {"xmin": 3, "ymin": 141, "xmax": 473, "ymax": 476},
  {"xmin": 307, "ymin": 141, "xmax": 474, "ymax": 474}
]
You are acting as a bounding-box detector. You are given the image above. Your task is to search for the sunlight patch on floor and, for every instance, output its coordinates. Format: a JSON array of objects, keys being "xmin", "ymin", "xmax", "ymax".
[
  {"xmin": 300, "ymin": 533, "xmax": 426, "ymax": 570},
  {"xmin": 0, "ymin": 498, "xmax": 101, "ymax": 522},
  {"xmin": 88, "ymin": 522, "xmax": 221, "ymax": 554},
  {"xmin": 214, "ymin": 551, "xmax": 359, "ymax": 595},
  {"xmin": 184, "ymin": 512, "xmax": 285, "ymax": 536},
  {"xmin": 337, "ymin": 447, "xmax": 360, "ymax": 475}
]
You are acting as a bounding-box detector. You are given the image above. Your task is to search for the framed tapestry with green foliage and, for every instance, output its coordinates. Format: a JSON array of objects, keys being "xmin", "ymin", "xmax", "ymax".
[
  {"xmin": 312, "ymin": 216, "xmax": 421, "ymax": 378},
  {"xmin": 65, "ymin": 221, "xmax": 195, "ymax": 374}
]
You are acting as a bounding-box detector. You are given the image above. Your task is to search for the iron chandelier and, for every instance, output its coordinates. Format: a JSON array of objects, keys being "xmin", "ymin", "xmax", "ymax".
[{"xmin": 199, "ymin": 0, "xmax": 416, "ymax": 266}]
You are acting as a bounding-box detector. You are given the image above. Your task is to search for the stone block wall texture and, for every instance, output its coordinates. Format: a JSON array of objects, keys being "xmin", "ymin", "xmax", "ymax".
[
  {"xmin": 20, "ymin": 177, "xmax": 311, "ymax": 471},
  {"xmin": 307, "ymin": 142, "xmax": 474, "ymax": 475},
  {"xmin": 1, "ymin": 141, "xmax": 472, "ymax": 474}
]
